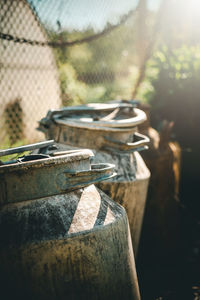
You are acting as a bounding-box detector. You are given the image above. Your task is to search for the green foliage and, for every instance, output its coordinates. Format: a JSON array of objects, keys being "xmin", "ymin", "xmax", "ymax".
[
  {"xmin": 144, "ymin": 45, "xmax": 200, "ymax": 147},
  {"xmin": 49, "ymin": 16, "xmax": 142, "ymax": 105},
  {"xmin": 47, "ymin": 8, "xmax": 157, "ymax": 106},
  {"xmin": 59, "ymin": 63, "xmax": 87, "ymax": 105},
  {"xmin": 0, "ymin": 137, "xmax": 29, "ymax": 162}
]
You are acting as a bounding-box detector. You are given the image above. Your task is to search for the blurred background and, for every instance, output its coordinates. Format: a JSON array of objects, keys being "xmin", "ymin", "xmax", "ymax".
[{"xmin": 0, "ymin": 0, "xmax": 200, "ymax": 299}]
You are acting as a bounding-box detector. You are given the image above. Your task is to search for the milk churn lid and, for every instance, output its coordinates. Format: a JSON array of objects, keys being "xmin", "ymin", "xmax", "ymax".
[
  {"xmin": 39, "ymin": 102, "xmax": 147, "ymax": 130},
  {"xmin": 0, "ymin": 141, "xmax": 116, "ymax": 205},
  {"xmin": 0, "ymin": 140, "xmax": 93, "ymax": 172}
]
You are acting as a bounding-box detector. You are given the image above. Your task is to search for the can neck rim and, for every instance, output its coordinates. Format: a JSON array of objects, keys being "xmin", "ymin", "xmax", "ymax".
[
  {"xmin": 54, "ymin": 108, "xmax": 146, "ymax": 130},
  {"xmin": 0, "ymin": 149, "xmax": 94, "ymax": 173}
]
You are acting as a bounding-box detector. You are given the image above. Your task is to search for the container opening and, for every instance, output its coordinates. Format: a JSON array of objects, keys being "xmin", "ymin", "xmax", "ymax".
[{"xmin": 18, "ymin": 154, "xmax": 50, "ymax": 162}]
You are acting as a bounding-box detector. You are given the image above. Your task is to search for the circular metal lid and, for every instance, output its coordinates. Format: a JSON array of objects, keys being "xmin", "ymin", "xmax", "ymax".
[
  {"xmin": 0, "ymin": 142, "xmax": 116, "ymax": 205},
  {"xmin": 0, "ymin": 141, "xmax": 94, "ymax": 174},
  {"xmin": 44, "ymin": 103, "xmax": 147, "ymax": 130}
]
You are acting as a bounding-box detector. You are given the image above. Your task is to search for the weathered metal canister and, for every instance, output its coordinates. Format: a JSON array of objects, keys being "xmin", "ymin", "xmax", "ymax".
[
  {"xmin": 137, "ymin": 103, "xmax": 181, "ymax": 262},
  {"xmin": 38, "ymin": 103, "xmax": 150, "ymax": 255},
  {"xmin": 0, "ymin": 142, "xmax": 141, "ymax": 300}
]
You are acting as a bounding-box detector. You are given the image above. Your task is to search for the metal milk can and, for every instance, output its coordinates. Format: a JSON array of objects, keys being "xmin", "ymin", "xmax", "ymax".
[
  {"xmin": 137, "ymin": 103, "xmax": 181, "ymax": 262},
  {"xmin": 0, "ymin": 141, "xmax": 141, "ymax": 300},
  {"xmin": 38, "ymin": 103, "xmax": 150, "ymax": 255}
]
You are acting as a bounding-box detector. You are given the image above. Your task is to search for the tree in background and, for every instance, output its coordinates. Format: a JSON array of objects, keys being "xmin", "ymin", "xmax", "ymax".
[
  {"xmin": 139, "ymin": 0, "xmax": 200, "ymax": 218},
  {"xmin": 48, "ymin": 1, "xmax": 156, "ymax": 104}
]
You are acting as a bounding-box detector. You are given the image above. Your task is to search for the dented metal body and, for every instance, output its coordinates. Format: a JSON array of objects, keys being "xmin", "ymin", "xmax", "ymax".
[
  {"xmin": 0, "ymin": 146, "xmax": 140, "ymax": 300},
  {"xmin": 39, "ymin": 103, "xmax": 150, "ymax": 255}
]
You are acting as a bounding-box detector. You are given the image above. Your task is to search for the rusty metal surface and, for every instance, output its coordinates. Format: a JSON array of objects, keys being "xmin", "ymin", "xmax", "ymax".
[{"xmin": 0, "ymin": 185, "xmax": 140, "ymax": 300}]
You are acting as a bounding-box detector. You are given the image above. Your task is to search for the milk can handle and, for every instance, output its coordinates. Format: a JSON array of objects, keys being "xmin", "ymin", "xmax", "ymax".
[
  {"xmin": 103, "ymin": 132, "xmax": 149, "ymax": 153},
  {"xmin": 57, "ymin": 163, "xmax": 116, "ymax": 191}
]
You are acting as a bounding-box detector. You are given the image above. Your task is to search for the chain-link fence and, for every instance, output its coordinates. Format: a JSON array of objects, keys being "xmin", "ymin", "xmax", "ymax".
[
  {"xmin": 0, "ymin": 0, "xmax": 61, "ymax": 147},
  {"xmin": 0, "ymin": 0, "xmax": 158, "ymax": 147}
]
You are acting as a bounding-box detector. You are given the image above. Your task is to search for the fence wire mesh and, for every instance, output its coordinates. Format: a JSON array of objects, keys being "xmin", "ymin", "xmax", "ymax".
[{"xmin": 0, "ymin": 0, "xmax": 156, "ymax": 147}]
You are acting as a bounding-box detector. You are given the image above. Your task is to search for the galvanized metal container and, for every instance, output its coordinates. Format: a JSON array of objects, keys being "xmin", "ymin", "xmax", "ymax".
[
  {"xmin": 137, "ymin": 103, "xmax": 181, "ymax": 263},
  {"xmin": 39, "ymin": 103, "xmax": 150, "ymax": 255},
  {"xmin": 0, "ymin": 142, "xmax": 140, "ymax": 300}
]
